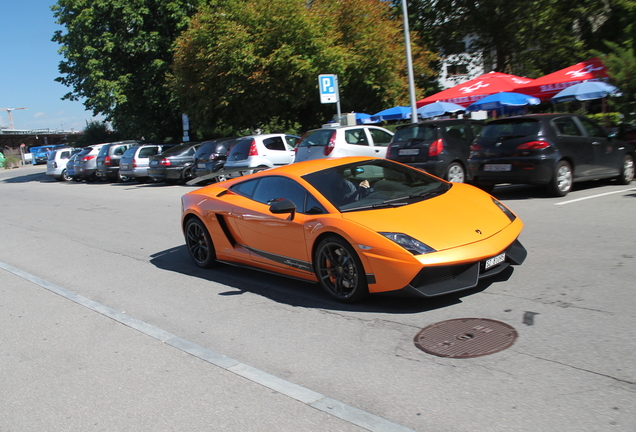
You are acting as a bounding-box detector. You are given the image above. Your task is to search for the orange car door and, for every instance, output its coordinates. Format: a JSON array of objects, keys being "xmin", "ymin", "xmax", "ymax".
[{"xmin": 229, "ymin": 176, "xmax": 312, "ymax": 273}]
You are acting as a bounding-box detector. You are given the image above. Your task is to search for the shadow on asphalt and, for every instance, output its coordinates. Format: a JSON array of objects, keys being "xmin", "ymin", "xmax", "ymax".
[
  {"xmin": 149, "ymin": 244, "xmax": 514, "ymax": 315},
  {"xmin": 488, "ymin": 178, "xmax": 632, "ymax": 200}
]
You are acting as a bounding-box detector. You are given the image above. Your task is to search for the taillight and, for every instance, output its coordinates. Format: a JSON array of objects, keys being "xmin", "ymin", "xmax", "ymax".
[
  {"xmin": 428, "ymin": 138, "xmax": 444, "ymax": 156},
  {"xmin": 82, "ymin": 155, "xmax": 96, "ymax": 161},
  {"xmin": 469, "ymin": 143, "xmax": 483, "ymax": 151},
  {"xmin": 104, "ymin": 156, "xmax": 111, "ymax": 166},
  {"xmin": 52, "ymin": 162, "xmax": 58, "ymax": 168},
  {"xmin": 324, "ymin": 132, "xmax": 336, "ymax": 156},
  {"xmin": 516, "ymin": 141, "xmax": 550, "ymax": 150},
  {"xmin": 248, "ymin": 140, "xmax": 258, "ymax": 156},
  {"xmin": 160, "ymin": 158, "xmax": 171, "ymax": 166},
  {"xmin": 133, "ymin": 159, "xmax": 137, "ymax": 168},
  {"xmin": 386, "ymin": 142, "xmax": 393, "ymax": 156}
]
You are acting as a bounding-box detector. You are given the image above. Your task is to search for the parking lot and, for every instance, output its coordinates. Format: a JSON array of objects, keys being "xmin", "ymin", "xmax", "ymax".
[{"xmin": 1, "ymin": 164, "xmax": 635, "ymax": 431}]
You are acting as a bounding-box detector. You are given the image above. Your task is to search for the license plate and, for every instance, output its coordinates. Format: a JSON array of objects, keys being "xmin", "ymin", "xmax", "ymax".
[
  {"xmin": 198, "ymin": 163, "xmax": 206, "ymax": 169},
  {"xmin": 399, "ymin": 149, "xmax": 419, "ymax": 156},
  {"xmin": 484, "ymin": 164, "xmax": 511, "ymax": 172},
  {"xmin": 150, "ymin": 160, "xmax": 158, "ymax": 167},
  {"xmin": 485, "ymin": 252, "xmax": 506, "ymax": 270},
  {"xmin": 121, "ymin": 164, "xmax": 129, "ymax": 170}
]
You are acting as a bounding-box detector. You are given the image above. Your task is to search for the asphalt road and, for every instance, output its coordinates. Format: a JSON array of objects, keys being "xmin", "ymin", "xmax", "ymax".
[{"xmin": 1, "ymin": 164, "xmax": 634, "ymax": 432}]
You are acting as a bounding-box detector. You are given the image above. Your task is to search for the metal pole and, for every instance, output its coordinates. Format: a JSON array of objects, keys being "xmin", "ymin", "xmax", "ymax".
[
  {"xmin": 402, "ymin": 0, "xmax": 418, "ymax": 123},
  {"xmin": 335, "ymin": 75, "xmax": 342, "ymax": 123}
]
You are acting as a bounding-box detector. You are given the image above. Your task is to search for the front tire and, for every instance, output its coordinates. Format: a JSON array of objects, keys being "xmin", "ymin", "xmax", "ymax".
[
  {"xmin": 616, "ymin": 154, "xmax": 634, "ymax": 185},
  {"xmin": 314, "ymin": 236, "xmax": 368, "ymax": 303},
  {"xmin": 548, "ymin": 160, "xmax": 573, "ymax": 197},
  {"xmin": 185, "ymin": 218, "xmax": 216, "ymax": 268},
  {"xmin": 445, "ymin": 162, "xmax": 465, "ymax": 183}
]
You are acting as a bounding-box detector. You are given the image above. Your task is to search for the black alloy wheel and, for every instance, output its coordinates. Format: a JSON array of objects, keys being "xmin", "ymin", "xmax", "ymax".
[
  {"xmin": 185, "ymin": 218, "xmax": 216, "ymax": 268},
  {"xmin": 314, "ymin": 236, "xmax": 368, "ymax": 303}
]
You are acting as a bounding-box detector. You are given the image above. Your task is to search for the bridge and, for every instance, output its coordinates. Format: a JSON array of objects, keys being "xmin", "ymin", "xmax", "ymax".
[{"xmin": 0, "ymin": 128, "xmax": 78, "ymax": 151}]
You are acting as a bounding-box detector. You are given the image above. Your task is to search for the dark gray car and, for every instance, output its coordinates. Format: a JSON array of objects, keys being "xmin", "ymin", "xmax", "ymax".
[
  {"xmin": 387, "ymin": 118, "xmax": 484, "ymax": 183},
  {"xmin": 468, "ymin": 113, "xmax": 635, "ymax": 196}
]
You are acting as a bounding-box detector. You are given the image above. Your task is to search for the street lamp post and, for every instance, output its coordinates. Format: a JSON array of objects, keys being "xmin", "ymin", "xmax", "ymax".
[{"xmin": 401, "ymin": 0, "xmax": 418, "ymax": 124}]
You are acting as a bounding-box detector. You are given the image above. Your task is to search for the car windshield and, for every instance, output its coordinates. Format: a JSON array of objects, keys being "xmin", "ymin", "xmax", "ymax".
[
  {"xmin": 303, "ymin": 159, "xmax": 449, "ymax": 212},
  {"xmin": 392, "ymin": 125, "xmax": 438, "ymax": 143},
  {"xmin": 481, "ymin": 120, "xmax": 540, "ymax": 140}
]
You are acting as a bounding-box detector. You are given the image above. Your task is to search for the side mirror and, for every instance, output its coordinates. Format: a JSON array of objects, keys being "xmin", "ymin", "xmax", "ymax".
[{"xmin": 269, "ymin": 198, "xmax": 296, "ymax": 220}]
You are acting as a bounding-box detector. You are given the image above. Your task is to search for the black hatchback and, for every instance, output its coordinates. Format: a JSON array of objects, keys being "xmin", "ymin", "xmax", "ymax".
[
  {"xmin": 192, "ymin": 137, "xmax": 237, "ymax": 181},
  {"xmin": 468, "ymin": 113, "xmax": 635, "ymax": 196},
  {"xmin": 386, "ymin": 118, "xmax": 484, "ymax": 183}
]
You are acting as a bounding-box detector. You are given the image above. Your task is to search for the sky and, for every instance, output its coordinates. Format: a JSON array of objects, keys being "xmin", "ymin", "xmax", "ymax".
[{"xmin": 1, "ymin": 0, "xmax": 104, "ymax": 132}]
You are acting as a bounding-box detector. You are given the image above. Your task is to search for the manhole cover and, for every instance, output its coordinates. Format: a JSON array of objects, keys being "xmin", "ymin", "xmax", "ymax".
[{"xmin": 414, "ymin": 318, "xmax": 517, "ymax": 358}]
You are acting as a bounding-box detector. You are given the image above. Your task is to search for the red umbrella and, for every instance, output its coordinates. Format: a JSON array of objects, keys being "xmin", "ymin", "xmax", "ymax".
[
  {"xmin": 514, "ymin": 58, "xmax": 610, "ymax": 102},
  {"xmin": 416, "ymin": 72, "xmax": 535, "ymax": 108}
]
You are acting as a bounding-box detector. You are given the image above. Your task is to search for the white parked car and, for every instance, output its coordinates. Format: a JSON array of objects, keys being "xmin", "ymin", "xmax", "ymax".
[
  {"xmin": 293, "ymin": 125, "xmax": 394, "ymax": 163},
  {"xmin": 46, "ymin": 147, "xmax": 80, "ymax": 181},
  {"xmin": 223, "ymin": 134, "xmax": 300, "ymax": 174}
]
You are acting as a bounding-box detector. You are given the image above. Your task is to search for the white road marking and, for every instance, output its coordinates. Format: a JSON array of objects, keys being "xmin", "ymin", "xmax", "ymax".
[
  {"xmin": 0, "ymin": 260, "xmax": 417, "ymax": 432},
  {"xmin": 554, "ymin": 187, "xmax": 636, "ymax": 205}
]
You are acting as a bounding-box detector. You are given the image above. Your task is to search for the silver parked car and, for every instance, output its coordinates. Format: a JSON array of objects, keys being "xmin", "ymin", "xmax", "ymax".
[
  {"xmin": 46, "ymin": 147, "xmax": 80, "ymax": 181},
  {"xmin": 74, "ymin": 143, "xmax": 107, "ymax": 182},
  {"xmin": 119, "ymin": 144, "xmax": 174, "ymax": 183},
  {"xmin": 222, "ymin": 133, "xmax": 300, "ymax": 175},
  {"xmin": 293, "ymin": 125, "xmax": 393, "ymax": 163}
]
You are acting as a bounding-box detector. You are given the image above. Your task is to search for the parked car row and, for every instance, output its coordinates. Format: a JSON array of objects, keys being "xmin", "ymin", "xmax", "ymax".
[{"xmin": 45, "ymin": 113, "xmax": 634, "ymax": 196}]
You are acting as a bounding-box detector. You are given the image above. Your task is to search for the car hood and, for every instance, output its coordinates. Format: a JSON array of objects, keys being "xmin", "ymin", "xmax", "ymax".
[{"xmin": 341, "ymin": 183, "xmax": 515, "ymax": 252}]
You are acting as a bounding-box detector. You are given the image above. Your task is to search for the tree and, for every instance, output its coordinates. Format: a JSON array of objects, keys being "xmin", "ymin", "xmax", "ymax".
[
  {"xmin": 405, "ymin": 0, "xmax": 609, "ymax": 78},
  {"xmin": 72, "ymin": 120, "xmax": 121, "ymax": 147},
  {"xmin": 52, "ymin": 0, "xmax": 203, "ymax": 142},
  {"xmin": 170, "ymin": 0, "xmax": 436, "ymax": 137}
]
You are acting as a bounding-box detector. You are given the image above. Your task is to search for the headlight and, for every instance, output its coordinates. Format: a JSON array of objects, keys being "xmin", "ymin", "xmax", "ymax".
[
  {"xmin": 492, "ymin": 198, "xmax": 516, "ymax": 222},
  {"xmin": 380, "ymin": 232, "xmax": 436, "ymax": 255}
]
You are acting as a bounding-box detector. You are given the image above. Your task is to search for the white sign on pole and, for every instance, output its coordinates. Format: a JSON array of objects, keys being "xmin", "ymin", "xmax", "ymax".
[{"xmin": 318, "ymin": 74, "xmax": 338, "ymax": 104}]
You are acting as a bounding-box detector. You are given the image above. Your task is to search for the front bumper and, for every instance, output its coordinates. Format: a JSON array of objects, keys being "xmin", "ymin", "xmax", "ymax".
[{"xmin": 395, "ymin": 239, "xmax": 527, "ymax": 298}]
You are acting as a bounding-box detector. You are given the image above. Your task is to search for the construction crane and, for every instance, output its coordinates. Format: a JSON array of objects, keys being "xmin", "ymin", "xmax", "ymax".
[{"xmin": 0, "ymin": 107, "xmax": 28, "ymax": 129}]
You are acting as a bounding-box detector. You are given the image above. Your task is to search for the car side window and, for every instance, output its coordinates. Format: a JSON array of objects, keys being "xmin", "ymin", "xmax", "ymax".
[
  {"xmin": 444, "ymin": 125, "xmax": 468, "ymax": 141},
  {"xmin": 470, "ymin": 122, "xmax": 484, "ymax": 138},
  {"xmin": 577, "ymin": 116, "xmax": 605, "ymax": 138},
  {"xmin": 553, "ymin": 117, "xmax": 583, "ymax": 136},
  {"xmin": 263, "ymin": 137, "xmax": 286, "ymax": 151},
  {"xmin": 345, "ymin": 129, "xmax": 369, "ymax": 146},
  {"xmin": 139, "ymin": 147, "xmax": 159, "ymax": 157},
  {"xmin": 368, "ymin": 128, "xmax": 393, "ymax": 147},
  {"xmin": 252, "ymin": 176, "xmax": 308, "ymax": 210},
  {"xmin": 285, "ymin": 135, "xmax": 300, "ymax": 147}
]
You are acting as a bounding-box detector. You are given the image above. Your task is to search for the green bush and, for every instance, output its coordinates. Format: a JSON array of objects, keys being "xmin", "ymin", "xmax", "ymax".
[
  {"xmin": 3, "ymin": 154, "xmax": 21, "ymax": 169},
  {"xmin": 587, "ymin": 112, "xmax": 621, "ymax": 127}
]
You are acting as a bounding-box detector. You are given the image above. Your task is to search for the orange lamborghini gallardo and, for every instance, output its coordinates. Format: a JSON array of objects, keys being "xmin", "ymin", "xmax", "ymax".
[{"xmin": 181, "ymin": 157, "xmax": 527, "ymax": 303}]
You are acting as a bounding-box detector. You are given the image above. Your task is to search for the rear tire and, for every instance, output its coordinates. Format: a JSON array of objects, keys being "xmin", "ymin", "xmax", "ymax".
[
  {"xmin": 61, "ymin": 169, "xmax": 71, "ymax": 181},
  {"xmin": 314, "ymin": 236, "xmax": 368, "ymax": 303},
  {"xmin": 445, "ymin": 162, "xmax": 465, "ymax": 183},
  {"xmin": 547, "ymin": 160, "xmax": 573, "ymax": 197},
  {"xmin": 616, "ymin": 154, "xmax": 634, "ymax": 185},
  {"xmin": 185, "ymin": 218, "xmax": 216, "ymax": 268}
]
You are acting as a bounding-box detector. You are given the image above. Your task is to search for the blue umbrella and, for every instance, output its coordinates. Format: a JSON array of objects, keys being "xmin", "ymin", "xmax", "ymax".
[
  {"xmin": 466, "ymin": 92, "xmax": 541, "ymax": 112},
  {"xmin": 370, "ymin": 106, "xmax": 412, "ymax": 122},
  {"xmin": 354, "ymin": 113, "xmax": 379, "ymax": 124},
  {"xmin": 550, "ymin": 81, "xmax": 621, "ymax": 103},
  {"xmin": 417, "ymin": 101, "xmax": 466, "ymax": 118}
]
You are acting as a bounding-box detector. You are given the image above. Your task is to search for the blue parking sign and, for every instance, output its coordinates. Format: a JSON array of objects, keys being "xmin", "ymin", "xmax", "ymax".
[{"xmin": 318, "ymin": 74, "xmax": 338, "ymax": 104}]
